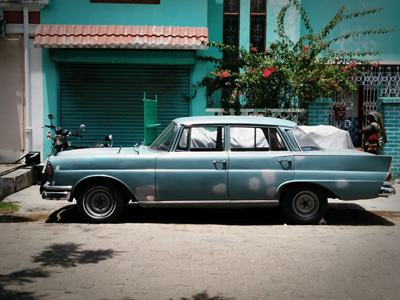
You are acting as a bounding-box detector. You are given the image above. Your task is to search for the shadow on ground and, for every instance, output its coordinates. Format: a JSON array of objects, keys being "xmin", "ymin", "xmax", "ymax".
[
  {"xmin": 0, "ymin": 242, "xmax": 118, "ymax": 300},
  {"xmin": 0, "ymin": 202, "xmax": 396, "ymax": 226},
  {"xmin": 32, "ymin": 202, "xmax": 397, "ymax": 226}
]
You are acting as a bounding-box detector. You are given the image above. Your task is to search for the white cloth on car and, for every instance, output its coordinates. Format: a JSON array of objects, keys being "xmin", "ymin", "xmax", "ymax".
[{"xmin": 299, "ymin": 125, "xmax": 355, "ymax": 149}]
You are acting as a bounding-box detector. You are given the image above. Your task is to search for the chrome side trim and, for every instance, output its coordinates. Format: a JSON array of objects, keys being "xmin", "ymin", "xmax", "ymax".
[{"xmin": 138, "ymin": 199, "xmax": 279, "ymax": 208}]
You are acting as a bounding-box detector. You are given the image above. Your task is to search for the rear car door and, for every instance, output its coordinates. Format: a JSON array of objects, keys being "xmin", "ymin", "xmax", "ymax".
[{"xmin": 227, "ymin": 126, "xmax": 294, "ymax": 200}]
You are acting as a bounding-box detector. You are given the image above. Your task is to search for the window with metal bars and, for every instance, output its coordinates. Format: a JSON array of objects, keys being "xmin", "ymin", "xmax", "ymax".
[
  {"xmin": 250, "ymin": 0, "xmax": 266, "ymax": 52},
  {"xmin": 223, "ymin": 0, "xmax": 240, "ymax": 48}
]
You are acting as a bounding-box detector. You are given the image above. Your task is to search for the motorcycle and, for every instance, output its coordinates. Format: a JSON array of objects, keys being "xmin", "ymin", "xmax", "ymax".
[
  {"xmin": 44, "ymin": 114, "xmax": 113, "ymax": 158},
  {"xmin": 40, "ymin": 114, "xmax": 113, "ymax": 193}
]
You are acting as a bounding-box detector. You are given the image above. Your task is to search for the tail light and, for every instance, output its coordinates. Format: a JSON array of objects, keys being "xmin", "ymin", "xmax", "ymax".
[
  {"xmin": 47, "ymin": 131, "xmax": 51, "ymax": 139},
  {"xmin": 46, "ymin": 163, "xmax": 52, "ymax": 176},
  {"xmin": 385, "ymin": 173, "xmax": 392, "ymax": 182}
]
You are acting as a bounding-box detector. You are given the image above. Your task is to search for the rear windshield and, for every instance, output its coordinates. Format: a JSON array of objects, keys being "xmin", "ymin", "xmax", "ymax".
[{"xmin": 293, "ymin": 127, "xmax": 322, "ymax": 151}]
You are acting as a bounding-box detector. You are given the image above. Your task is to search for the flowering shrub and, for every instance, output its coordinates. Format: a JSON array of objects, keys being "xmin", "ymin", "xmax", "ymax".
[{"xmin": 192, "ymin": 0, "xmax": 393, "ymax": 112}]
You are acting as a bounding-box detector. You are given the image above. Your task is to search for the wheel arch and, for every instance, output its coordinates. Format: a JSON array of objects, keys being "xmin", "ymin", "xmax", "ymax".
[
  {"xmin": 277, "ymin": 181, "xmax": 337, "ymax": 202},
  {"xmin": 72, "ymin": 175, "xmax": 136, "ymax": 202}
]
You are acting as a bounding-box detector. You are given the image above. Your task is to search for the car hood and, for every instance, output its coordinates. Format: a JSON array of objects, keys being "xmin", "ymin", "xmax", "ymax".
[{"xmin": 49, "ymin": 146, "xmax": 160, "ymax": 171}]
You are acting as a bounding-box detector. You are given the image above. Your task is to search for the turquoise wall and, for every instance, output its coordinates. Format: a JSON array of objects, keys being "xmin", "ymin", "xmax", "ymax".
[
  {"xmin": 42, "ymin": 0, "xmax": 208, "ymax": 27},
  {"xmin": 40, "ymin": 0, "xmax": 400, "ymax": 124},
  {"xmin": 40, "ymin": 0, "xmax": 210, "ymax": 132},
  {"xmin": 301, "ymin": 0, "xmax": 400, "ymax": 62}
]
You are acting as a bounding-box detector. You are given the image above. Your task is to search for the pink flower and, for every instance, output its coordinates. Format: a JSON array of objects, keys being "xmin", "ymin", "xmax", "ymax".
[
  {"xmin": 252, "ymin": 47, "xmax": 258, "ymax": 52},
  {"xmin": 308, "ymin": 79, "xmax": 312, "ymax": 82},
  {"xmin": 367, "ymin": 70, "xmax": 371, "ymax": 73},
  {"xmin": 303, "ymin": 46, "xmax": 310, "ymax": 51},
  {"xmin": 341, "ymin": 67, "xmax": 347, "ymax": 72},
  {"xmin": 263, "ymin": 68, "xmax": 272, "ymax": 78},
  {"xmin": 262, "ymin": 67, "xmax": 277, "ymax": 78},
  {"xmin": 237, "ymin": 84, "xmax": 241, "ymax": 88},
  {"xmin": 234, "ymin": 57, "xmax": 239, "ymax": 61},
  {"xmin": 306, "ymin": 95, "xmax": 310, "ymax": 98},
  {"xmin": 265, "ymin": 49, "xmax": 270, "ymax": 52},
  {"xmin": 373, "ymin": 62, "xmax": 379, "ymax": 68},
  {"xmin": 218, "ymin": 71, "xmax": 230, "ymax": 78}
]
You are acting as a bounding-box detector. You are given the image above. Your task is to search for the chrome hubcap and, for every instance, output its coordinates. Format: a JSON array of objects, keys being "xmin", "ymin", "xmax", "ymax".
[
  {"xmin": 292, "ymin": 191, "xmax": 319, "ymax": 217},
  {"xmin": 83, "ymin": 187, "xmax": 116, "ymax": 218}
]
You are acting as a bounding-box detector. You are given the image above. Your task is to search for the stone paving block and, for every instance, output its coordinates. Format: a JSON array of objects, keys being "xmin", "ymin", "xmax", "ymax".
[{"xmin": 1, "ymin": 199, "xmax": 400, "ymax": 300}]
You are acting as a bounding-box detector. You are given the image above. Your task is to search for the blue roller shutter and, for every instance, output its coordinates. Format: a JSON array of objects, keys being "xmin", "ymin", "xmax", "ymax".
[{"xmin": 59, "ymin": 63, "xmax": 190, "ymax": 147}]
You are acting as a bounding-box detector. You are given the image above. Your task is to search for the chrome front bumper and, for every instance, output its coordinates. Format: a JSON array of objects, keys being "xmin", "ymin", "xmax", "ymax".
[
  {"xmin": 42, "ymin": 182, "xmax": 72, "ymax": 200},
  {"xmin": 379, "ymin": 181, "xmax": 396, "ymax": 197}
]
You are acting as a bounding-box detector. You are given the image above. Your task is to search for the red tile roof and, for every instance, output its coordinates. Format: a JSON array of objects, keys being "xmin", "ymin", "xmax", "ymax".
[{"xmin": 34, "ymin": 24, "xmax": 208, "ymax": 49}]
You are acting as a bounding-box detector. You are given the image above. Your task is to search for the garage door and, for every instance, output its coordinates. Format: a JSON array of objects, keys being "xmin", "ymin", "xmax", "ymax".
[{"xmin": 59, "ymin": 64, "xmax": 190, "ymax": 147}]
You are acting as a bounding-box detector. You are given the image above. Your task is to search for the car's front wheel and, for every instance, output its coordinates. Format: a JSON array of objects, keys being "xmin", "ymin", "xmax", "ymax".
[
  {"xmin": 281, "ymin": 185, "xmax": 328, "ymax": 225},
  {"xmin": 77, "ymin": 182, "xmax": 124, "ymax": 223}
]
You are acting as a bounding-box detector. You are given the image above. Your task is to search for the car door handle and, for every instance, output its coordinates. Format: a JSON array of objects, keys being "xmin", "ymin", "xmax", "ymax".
[
  {"xmin": 278, "ymin": 159, "xmax": 292, "ymax": 163},
  {"xmin": 213, "ymin": 160, "xmax": 227, "ymax": 170},
  {"xmin": 278, "ymin": 159, "xmax": 292, "ymax": 170}
]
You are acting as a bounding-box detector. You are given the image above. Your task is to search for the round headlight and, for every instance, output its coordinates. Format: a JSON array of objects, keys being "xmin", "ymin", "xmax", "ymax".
[{"xmin": 55, "ymin": 136, "xmax": 64, "ymax": 146}]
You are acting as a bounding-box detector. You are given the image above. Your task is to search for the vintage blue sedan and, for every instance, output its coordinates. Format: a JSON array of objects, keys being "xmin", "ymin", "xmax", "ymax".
[{"xmin": 41, "ymin": 116, "xmax": 395, "ymax": 225}]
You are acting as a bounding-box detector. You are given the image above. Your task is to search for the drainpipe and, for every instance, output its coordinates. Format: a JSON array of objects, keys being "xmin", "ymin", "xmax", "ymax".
[{"xmin": 23, "ymin": 6, "xmax": 32, "ymax": 151}]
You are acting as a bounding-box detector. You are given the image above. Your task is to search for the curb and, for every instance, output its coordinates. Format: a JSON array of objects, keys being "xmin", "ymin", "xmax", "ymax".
[{"xmin": 0, "ymin": 166, "xmax": 38, "ymax": 200}]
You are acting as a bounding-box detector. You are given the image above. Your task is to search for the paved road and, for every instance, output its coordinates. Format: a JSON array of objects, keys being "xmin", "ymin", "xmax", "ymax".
[{"xmin": 1, "ymin": 185, "xmax": 400, "ymax": 300}]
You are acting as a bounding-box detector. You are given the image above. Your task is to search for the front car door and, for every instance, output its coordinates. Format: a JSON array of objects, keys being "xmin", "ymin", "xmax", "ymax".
[
  {"xmin": 227, "ymin": 126, "xmax": 294, "ymax": 200},
  {"xmin": 155, "ymin": 125, "xmax": 228, "ymax": 201}
]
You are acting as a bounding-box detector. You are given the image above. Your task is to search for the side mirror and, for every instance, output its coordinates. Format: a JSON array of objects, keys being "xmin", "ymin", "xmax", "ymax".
[
  {"xmin": 48, "ymin": 114, "xmax": 54, "ymax": 120},
  {"xmin": 79, "ymin": 124, "xmax": 85, "ymax": 131}
]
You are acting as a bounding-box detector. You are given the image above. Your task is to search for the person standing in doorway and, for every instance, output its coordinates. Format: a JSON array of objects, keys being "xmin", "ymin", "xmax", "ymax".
[{"xmin": 361, "ymin": 111, "xmax": 387, "ymax": 154}]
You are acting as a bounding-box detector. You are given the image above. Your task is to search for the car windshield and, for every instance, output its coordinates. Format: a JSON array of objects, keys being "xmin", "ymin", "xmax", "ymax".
[
  {"xmin": 293, "ymin": 127, "xmax": 322, "ymax": 151},
  {"xmin": 149, "ymin": 122, "xmax": 178, "ymax": 151}
]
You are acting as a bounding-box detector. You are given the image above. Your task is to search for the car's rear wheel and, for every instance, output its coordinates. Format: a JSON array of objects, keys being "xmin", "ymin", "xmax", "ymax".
[
  {"xmin": 77, "ymin": 182, "xmax": 124, "ymax": 223},
  {"xmin": 282, "ymin": 185, "xmax": 328, "ymax": 225}
]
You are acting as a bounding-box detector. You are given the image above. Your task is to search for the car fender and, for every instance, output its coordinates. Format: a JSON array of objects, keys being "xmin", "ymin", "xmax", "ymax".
[{"xmin": 71, "ymin": 174, "xmax": 137, "ymax": 201}]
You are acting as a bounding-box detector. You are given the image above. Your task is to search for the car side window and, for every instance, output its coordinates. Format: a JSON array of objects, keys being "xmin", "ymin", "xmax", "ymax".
[
  {"xmin": 230, "ymin": 127, "xmax": 269, "ymax": 151},
  {"xmin": 229, "ymin": 127, "xmax": 287, "ymax": 151},
  {"xmin": 269, "ymin": 128, "xmax": 287, "ymax": 151},
  {"xmin": 177, "ymin": 126, "xmax": 225, "ymax": 151}
]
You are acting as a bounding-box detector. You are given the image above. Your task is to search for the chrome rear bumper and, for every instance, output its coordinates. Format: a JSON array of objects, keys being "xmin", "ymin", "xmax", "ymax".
[
  {"xmin": 379, "ymin": 181, "xmax": 396, "ymax": 197},
  {"xmin": 42, "ymin": 182, "xmax": 72, "ymax": 200}
]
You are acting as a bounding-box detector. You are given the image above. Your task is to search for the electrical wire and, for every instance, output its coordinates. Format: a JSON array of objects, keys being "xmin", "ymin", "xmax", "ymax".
[{"xmin": 1, "ymin": 17, "xmax": 15, "ymax": 40}]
